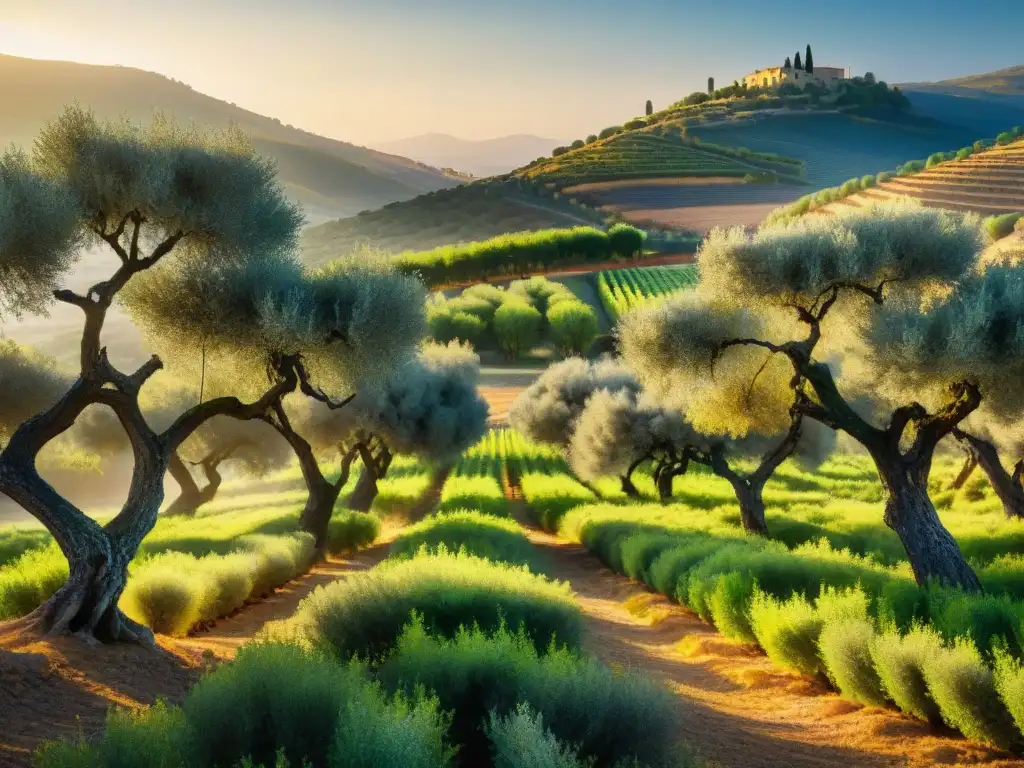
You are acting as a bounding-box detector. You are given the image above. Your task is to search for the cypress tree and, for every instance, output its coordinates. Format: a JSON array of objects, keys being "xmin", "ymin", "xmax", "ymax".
[
  {"xmin": 805, "ymin": 45, "xmax": 814, "ymax": 73},
  {"xmin": 645, "ymin": 100, "xmax": 653, "ymax": 116},
  {"xmin": 708, "ymin": 77, "xmax": 715, "ymax": 95},
  {"xmin": 784, "ymin": 56, "xmax": 792, "ymax": 69},
  {"xmin": 794, "ymin": 52, "xmax": 802, "ymax": 70}
]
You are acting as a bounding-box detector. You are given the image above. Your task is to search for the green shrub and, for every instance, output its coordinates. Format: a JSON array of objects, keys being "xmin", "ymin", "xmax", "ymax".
[
  {"xmin": 897, "ymin": 159, "xmax": 925, "ymax": 176},
  {"xmin": 869, "ymin": 624, "xmax": 942, "ymax": 722},
  {"xmin": 35, "ymin": 701, "xmax": 186, "ymax": 768},
  {"xmin": 927, "ymin": 588, "xmax": 1024, "ymax": 657},
  {"xmin": 291, "ymin": 550, "xmax": 581, "ymax": 660},
  {"xmin": 388, "ymin": 511, "xmax": 546, "ymax": 573},
  {"xmin": 120, "ymin": 556, "xmax": 211, "ymax": 636},
  {"xmin": 241, "ymin": 533, "xmax": 316, "ymax": 599},
  {"xmin": 493, "ymin": 302, "xmax": 543, "ymax": 359},
  {"xmin": 607, "ymin": 223, "xmax": 647, "ymax": 258},
  {"xmin": 926, "ymin": 152, "xmax": 950, "ymax": 169},
  {"xmin": 956, "ymin": 146, "xmax": 974, "ymax": 160},
  {"xmin": 647, "ymin": 539, "xmax": 725, "ymax": 597},
  {"xmin": 486, "ymin": 703, "xmax": 587, "ymax": 768},
  {"xmin": 876, "ymin": 171, "xmax": 892, "ymax": 183},
  {"xmin": 36, "ymin": 643, "xmax": 451, "ymax": 768},
  {"xmin": 379, "ymin": 620, "xmax": 690, "ymax": 768},
  {"xmin": 429, "ymin": 309, "xmax": 486, "ymax": 346},
  {"xmin": 326, "ymin": 512, "xmax": 380, "ymax": 556},
  {"xmin": 921, "ymin": 637, "xmax": 1018, "ymax": 748},
  {"xmin": 818, "ymin": 617, "xmax": 886, "ymax": 705},
  {"xmin": 859, "ymin": 174, "xmax": 876, "ymax": 189},
  {"xmin": 983, "ymin": 212, "xmax": 1024, "ymax": 242},
  {"xmin": 993, "ymin": 645, "xmax": 1024, "ymax": 736},
  {"xmin": 743, "ymin": 171, "xmax": 778, "ymax": 184},
  {"xmin": 839, "ymin": 178, "xmax": 861, "ymax": 196},
  {"xmin": 547, "ymin": 300, "xmax": 598, "ymax": 357},
  {"xmin": 749, "ymin": 590, "xmax": 824, "ymax": 676},
  {"xmin": 0, "ymin": 545, "xmax": 67, "ymax": 620},
  {"xmin": 709, "ymin": 572, "xmax": 756, "ymax": 643},
  {"xmin": 996, "ymin": 131, "xmax": 1014, "ymax": 145}
]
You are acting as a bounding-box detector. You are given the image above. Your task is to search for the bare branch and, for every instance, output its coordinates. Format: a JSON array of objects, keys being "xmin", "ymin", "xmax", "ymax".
[
  {"xmin": 295, "ymin": 359, "xmax": 356, "ymax": 410},
  {"xmin": 128, "ymin": 213, "xmax": 143, "ymax": 262},
  {"xmin": 53, "ymin": 289, "xmax": 93, "ymax": 310},
  {"xmin": 139, "ymin": 230, "xmax": 186, "ymax": 268}
]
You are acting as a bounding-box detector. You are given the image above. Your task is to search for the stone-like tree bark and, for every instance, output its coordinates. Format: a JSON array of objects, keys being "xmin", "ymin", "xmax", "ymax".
[{"xmin": 953, "ymin": 428, "xmax": 1024, "ymax": 519}]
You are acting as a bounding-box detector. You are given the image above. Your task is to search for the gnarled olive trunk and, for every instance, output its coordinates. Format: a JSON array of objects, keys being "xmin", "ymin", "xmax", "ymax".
[
  {"xmin": 873, "ymin": 449, "xmax": 982, "ymax": 590},
  {"xmin": 954, "ymin": 430, "xmax": 1024, "ymax": 520},
  {"xmin": 950, "ymin": 452, "xmax": 979, "ymax": 491},
  {"xmin": 164, "ymin": 453, "xmax": 204, "ymax": 517},
  {"xmin": 620, "ymin": 473, "xmax": 640, "ymax": 498},
  {"xmin": 730, "ymin": 478, "xmax": 770, "ymax": 537},
  {"xmin": 347, "ymin": 445, "xmax": 391, "ymax": 512}
]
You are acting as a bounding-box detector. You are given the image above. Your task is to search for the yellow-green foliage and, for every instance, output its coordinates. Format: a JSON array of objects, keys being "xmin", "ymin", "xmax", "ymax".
[
  {"xmin": 994, "ymin": 646, "xmax": 1024, "ymax": 735},
  {"xmin": 0, "ymin": 545, "xmax": 68, "ymax": 620},
  {"xmin": 287, "ymin": 549, "xmax": 581, "ymax": 660},
  {"xmin": 388, "ymin": 511, "xmax": 546, "ymax": 574},
  {"xmin": 326, "ymin": 511, "xmax": 381, "ymax": 557},
  {"xmin": 368, "ymin": 456, "xmax": 433, "ymax": 521},
  {"xmin": 120, "ymin": 533, "xmax": 314, "ymax": 636},
  {"xmin": 921, "ymin": 637, "xmax": 1019, "ymax": 748},
  {"xmin": 818, "ymin": 617, "xmax": 886, "ymax": 705},
  {"xmin": 869, "ymin": 625, "xmax": 943, "ymax": 722}
]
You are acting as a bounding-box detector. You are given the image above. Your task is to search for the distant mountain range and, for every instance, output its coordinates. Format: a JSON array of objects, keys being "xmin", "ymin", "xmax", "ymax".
[
  {"xmin": 900, "ymin": 65, "xmax": 1024, "ymax": 137},
  {"xmin": 372, "ymin": 133, "xmax": 566, "ymax": 178},
  {"xmin": 0, "ymin": 54, "xmax": 456, "ymax": 224}
]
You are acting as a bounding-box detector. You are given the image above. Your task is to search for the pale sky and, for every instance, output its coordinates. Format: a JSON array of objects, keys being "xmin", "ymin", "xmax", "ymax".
[{"xmin": 0, "ymin": 0, "xmax": 1021, "ymax": 145}]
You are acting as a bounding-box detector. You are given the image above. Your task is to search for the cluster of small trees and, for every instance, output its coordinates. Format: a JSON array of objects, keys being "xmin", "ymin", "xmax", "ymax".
[
  {"xmin": 428, "ymin": 277, "xmax": 599, "ymax": 360},
  {"xmin": 516, "ymin": 201, "xmax": 1024, "ymax": 593},
  {"xmin": 0, "ymin": 108, "xmax": 487, "ymax": 643}
]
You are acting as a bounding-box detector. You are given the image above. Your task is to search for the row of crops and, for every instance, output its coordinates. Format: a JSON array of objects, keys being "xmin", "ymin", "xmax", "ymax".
[
  {"xmin": 597, "ymin": 265, "xmax": 699, "ymax": 321},
  {"xmin": 522, "ymin": 133, "xmax": 757, "ymax": 186}
]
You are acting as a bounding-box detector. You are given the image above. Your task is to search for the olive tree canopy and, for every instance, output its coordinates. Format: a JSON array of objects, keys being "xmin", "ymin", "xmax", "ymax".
[{"xmin": 509, "ymin": 357, "xmax": 641, "ymax": 447}]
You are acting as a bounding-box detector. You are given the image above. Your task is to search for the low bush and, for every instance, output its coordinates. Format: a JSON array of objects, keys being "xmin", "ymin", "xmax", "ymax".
[
  {"xmin": 493, "ymin": 302, "xmax": 543, "ymax": 360},
  {"xmin": 486, "ymin": 704, "xmax": 587, "ymax": 768},
  {"xmin": 859, "ymin": 174, "xmax": 876, "ymax": 189},
  {"xmin": 428, "ymin": 308, "xmax": 487, "ymax": 346},
  {"xmin": 996, "ymin": 131, "xmax": 1015, "ymax": 145},
  {"xmin": 388, "ymin": 511, "xmax": 546, "ymax": 573},
  {"xmin": 983, "ymin": 212, "xmax": 1024, "ymax": 242},
  {"xmin": 993, "ymin": 645, "xmax": 1024, "ymax": 735},
  {"xmin": 927, "ymin": 588, "xmax": 1024, "ymax": 657},
  {"xmin": 818, "ymin": 617, "xmax": 886, "ymax": 705},
  {"xmin": 119, "ymin": 533, "xmax": 315, "ymax": 636},
  {"xmin": 547, "ymin": 300, "xmax": 598, "ymax": 357},
  {"xmin": 36, "ymin": 643, "xmax": 452, "ymax": 768},
  {"xmin": 290, "ymin": 550, "xmax": 581, "ymax": 660},
  {"xmin": 956, "ymin": 146, "xmax": 975, "ymax": 160},
  {"xmin": 870, "ymin": 624, "xmax": 943, "ymax": 722},
  {"xmin": 876, "ymin": 170, "xmax": 892, "ymax": 183},
  {"xmin": 0, "ymin": 545, "xmax": 68, "ymax": 620},
  {"xmin": 921, "ymin": 637, "xmax": 1019, "ymax": 748},
  {"xmin": 743, "ymin": 171, "xmax": 778, "ymax": 184},
  {"xmin": 379, "ymin": 620, "xmax": 691, "ymax": 768},
  {"xmin": 326, "ymin": 511, "xmax": 380, "ymax": 556}
]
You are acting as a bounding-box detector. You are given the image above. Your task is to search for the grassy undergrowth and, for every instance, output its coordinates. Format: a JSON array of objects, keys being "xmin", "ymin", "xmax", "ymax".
[{"xmin": 499, "ymin": 423, "xmax": 1024, "ymax": 748}]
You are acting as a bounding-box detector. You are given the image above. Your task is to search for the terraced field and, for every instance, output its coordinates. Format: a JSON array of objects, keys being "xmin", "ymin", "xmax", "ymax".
[
  {"xmin": 518, "ymin": 132, "xmax": 788, "ymax": 187},
  {"xmin": 691, "ymin": 113, "xmax": 975, "ymax": 187},
  {"xmin": 565, "ymin": 177, "xmax": 806, "ymax": 234},
  {"xmin": 818, "ymin": 139, "xmax": 1024, "ymax": 216}
]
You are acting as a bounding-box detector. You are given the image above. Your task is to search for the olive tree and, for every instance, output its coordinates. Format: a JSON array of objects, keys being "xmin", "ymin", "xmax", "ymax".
[
  {"xmin": 126, "ymin": 250, "xmax": 427, "ymax": 556},
  {"xmin": 509, "ymin": 357, "xmax": 643, "ymax": 495},
  {"xmin": 0, "ymin": 108, "xmax": 311, "ymax": 643},
  {"xmin": 165, "ymin": 415, "xmax": 288, "ymax": 517},
  {"xmin": 346, "ymin": 341, "xmax": 489, "ymax": 511},
  {"xmin": 950, "ymin": 422, "xmax": 1024, "ymax": 518},
  {"xmin": 621, "ymin": 201, "xmax": 1024, "ymax": 590},
  {"xmin": 568, "ymin": 385, "xmax": 833, "ymax": 532}
]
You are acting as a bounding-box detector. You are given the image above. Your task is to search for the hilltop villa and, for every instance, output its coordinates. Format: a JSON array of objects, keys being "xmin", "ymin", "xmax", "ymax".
[{"xmin": 743, "ymin": 64, "xmax": 846, "ymax": 89}]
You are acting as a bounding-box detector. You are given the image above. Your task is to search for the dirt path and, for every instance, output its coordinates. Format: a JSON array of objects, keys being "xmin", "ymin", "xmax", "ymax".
[{"xmin": 513, "ymin": 509, "xmax": 1019, "ymax": 768}]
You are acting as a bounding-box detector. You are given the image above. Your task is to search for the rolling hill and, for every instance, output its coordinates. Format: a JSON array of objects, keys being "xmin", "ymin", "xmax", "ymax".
[
  {"xmin": 688, "ymin": 111, "xmax": 976, "ymax": 187},
  {"xmin": 908, "ymin": 65, "xmax": 1024, "ymax": 96},
  {"xmin": 897, "ymin": 65, "xmax": 1024, "ymax": 137},
  {"xmin": 813, "ymin": 139, "xmax": 1024, "ymax": 217},
  {"xmin": 372, "ymin": 133, "xmax": 565, "ymax": 177},
  {"xmin": 300, "ymin": 180, "xmax": 607, "ymax": 264},
  {"xmin": 0, "ymin": 54, "xmax": 456, "ymax": 224}
]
